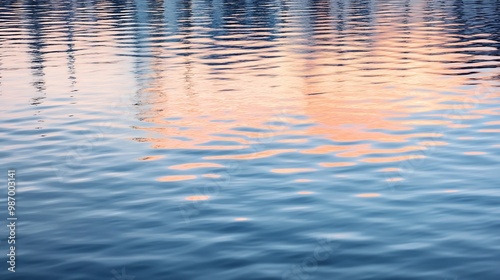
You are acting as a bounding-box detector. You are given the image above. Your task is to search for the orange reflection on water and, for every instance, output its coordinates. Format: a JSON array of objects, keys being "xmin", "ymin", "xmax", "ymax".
[
  {"xmin": 271, "ymin": 168, "xmax": 316, "ymax": 174},
  {"xmin": 202, "ymin": 174, "xmax": 222, "ymax": 178},
  {"xmin": 294, "ymin": 179, "xmax": 313, "ymax": 183},
  {"xmin": 185, "ymin": 195, "xmax": 210, "ymax": 201},
  {"xmin": 204, "ymin": 149, "xmax": 297, "ymax": 160},
  {"xmin": 446, "ymin": 115, "xmax": 483, "ymax": 120},
  {"xmin": 355, "ymin": 193, "xmax": 382, "ymax": 198},
  {"xmin": 419, "ymin": 141, "xmax": 448, "ymax": 146},
  {"xmin": 448, "ymin": 124, "xmax": 470, "ymax": 129},
  {"xmin": 319, "ymin": 162, "xmax": 356, "ymax": 168},
  {"xmin": 463, "ymin": 151, "xmax": 487, "ymax": 155},
  {"xmin": 301, "ymin": 145, "xmax": 353, "ymax": 154},
  {"xmin": 361, "ymin": 155, "xmax": 426, "ymax": 163},
  {"xmin": 194, "ymin": 145, "xmax": 250, "ymax": 150},
  {"xmin": 134, "ymin": 27, "xmax": 472, "ymax": 158},
  {"xmin": 378, "ymin": 168, "xmax": 402, "ymax": 172},
  {"xmin": 297, "ymin": 191, "xmax": 314, "ymax": 195},
  {"xmin": 472, "ymin": 109, "xmax": 500, "ymax": 116},
  {"xmin": 401, "ymin": 120, "xmax": 452, "ymax": 126},
  {"xmin": 169, "ymin": 162, "xmax": 225, "ymax": 170},
  {"xmin": 278, "ymin": 138, "xmax": 309, "ymax": 144},
  {"xmin": 119, "ymin": 0, "xmax": 498, "ymax": 186}
]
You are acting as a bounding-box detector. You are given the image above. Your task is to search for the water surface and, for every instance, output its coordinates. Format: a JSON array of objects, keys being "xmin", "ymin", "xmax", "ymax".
[{"xmin": 1, "ymin": 0, "xmax": 500, "ymax": 279}]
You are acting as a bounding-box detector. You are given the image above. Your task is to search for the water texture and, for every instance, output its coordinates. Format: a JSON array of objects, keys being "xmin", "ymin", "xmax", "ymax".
[{"xmin": 1, "ymin": 0, "xmax": 499, "ymax": 279}]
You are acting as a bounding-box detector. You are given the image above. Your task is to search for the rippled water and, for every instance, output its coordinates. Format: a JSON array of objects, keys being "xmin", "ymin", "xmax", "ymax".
[{"xmin": 1, "ymin": 0, "xmax": 500, "ymax": 279}]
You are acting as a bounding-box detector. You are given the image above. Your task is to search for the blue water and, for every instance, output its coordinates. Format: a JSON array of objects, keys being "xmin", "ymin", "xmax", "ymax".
[{"xmin": 1, "ymin": 0, "xmax": 500, "ymax": 279}]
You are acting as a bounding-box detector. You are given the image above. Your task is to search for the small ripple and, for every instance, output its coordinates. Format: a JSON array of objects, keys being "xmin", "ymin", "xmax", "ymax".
[
  {"xmin": 318, "ymin": 162, "xmax": 356, "ymax": 168},
  {"xmin": 355, "ymin": 193, "xmax": 382, "ymax": 198},
  {"xmin": 361, "ymin": 154, "xmax": 426, "ymax": 163},
  {"xmin": 463, "ymin": 151, "xmax": 487, "ymax": 155},
  {"xmin": 204, "ymin": 149, "xmax": 297, "ymax": 160},
  {"xmin": 294, "ymin": 179, "xmax": 313, "ymax": 183},
  {"xmin": 168, "ymin": 162, "xmax": 225, "ymax": 170},
  {"xmin": 297, "ymin": 191, "xmax": 314, "ymax": 195},
  {"xmin": 156, "ymin": 175, "xmax": 197, "ymax": 182},
  {"xmin": 138, "ymin": 155, "xmax": 165, "ymax": 161},
  {"xmin": 271, "ymin": 168, "xmax": 316, "ymax": 174},
  {"xmin": 185, "ymin": 195, "xmax": 210, "ymax": 201}
]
